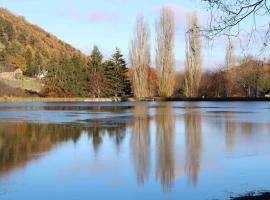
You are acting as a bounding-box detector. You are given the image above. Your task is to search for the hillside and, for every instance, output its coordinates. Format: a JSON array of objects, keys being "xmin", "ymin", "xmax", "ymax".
[
  {"xmin": 0, "ymin": 81, "xmax": 38, "ymax": 97},
  {"xmin": 0, "ymin": 8, "xmax": 86, "ymax": 75}
]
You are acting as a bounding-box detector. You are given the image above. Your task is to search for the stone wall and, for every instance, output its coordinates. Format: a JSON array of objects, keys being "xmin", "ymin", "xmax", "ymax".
[{"xmin": 0, "ymin": 69, "xmax": 23, "ymax": 80}]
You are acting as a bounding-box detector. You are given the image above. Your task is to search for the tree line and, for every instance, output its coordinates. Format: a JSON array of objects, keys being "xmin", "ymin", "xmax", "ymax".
[
  {"xmin": 129, "ymin": 8, "xmax": 202, "ymax": 98},
  {"xmin": 129, "ymin": 7, "xmax": 270, "ymax": 98},
  {"xmin": 42, "ymin": 46, "xmax": 131, "ymax": 97},
  {"xmin": 1, "ymin": 7, "xmax": 270, "ymax": 98},
  {"xmin": 42, "ymin": 7, "xmax": 270, "ymax": 98}
]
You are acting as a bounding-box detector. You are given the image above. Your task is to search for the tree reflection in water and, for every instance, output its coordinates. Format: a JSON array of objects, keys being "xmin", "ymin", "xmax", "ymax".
[
  {"xmin": 1, "ymin": 103, "xmax": 269, "ymax": 199},
  {"xmin": 87, "ymin": 126, "xmax": 126, "ymax": 155},
  {"xmin": 156, "ymin": 104, "xmax": 176, "ymax": 192},
  {"xmin": 0, "ymin": 104, "xmax": 210, "ymax": 191},
  {"xmin": 184, "ymin": 112, "xmax": 202, "ymax": 187},
  {"xmin": 225, "ymin": 120, "xmax": 237, "ymax": 149},
  {"xmin": 0, "ymin": 122, "xmax": 128, "ymax": 175},
  {"xmin": 0, "ymin": 123, "xmax": 82, "ymax": 174},
  {"xmin": 130, "ymin": 104, "xmax": 151, "ymax": 185}
]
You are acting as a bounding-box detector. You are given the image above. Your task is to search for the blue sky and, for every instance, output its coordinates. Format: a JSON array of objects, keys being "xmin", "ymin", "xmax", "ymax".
[{"xmin": 1, "ymin": 0, "xmax": 235, "ymax": 70}]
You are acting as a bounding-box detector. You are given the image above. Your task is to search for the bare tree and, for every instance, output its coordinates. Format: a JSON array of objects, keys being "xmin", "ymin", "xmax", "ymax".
[
  {"xmin": 224, "ymin": 41, "xmax": 237, "ymax": 96},
  {"xmin": 225, "ymin": 41, "xmax": 236, "ymax": 70},
  {"xmin": 129, "ymin": 16, "xmax": 151, "ymax": 98},
  {"xmin": 201, "ymin": 0, "xmax": 270, "ymax": 51},
  {"xmin": 184, "ymin": 12, "xmax": 202, "ymax": 97},
  {"xmin": 155, "ymin": 7, "xmax": 176, "ymax": 97}
]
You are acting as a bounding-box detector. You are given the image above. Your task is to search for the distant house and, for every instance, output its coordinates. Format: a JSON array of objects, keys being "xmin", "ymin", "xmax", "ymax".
[
  {"xmin": 0, "ymin": 68, "xmax": 23, "ymax": 80},
  {"xmin": 265, "ymin": 93, "xmax": 270, "ymax": 98},
  {"xmin": 37, "ymin": 70, "xmax": 48, "ymax": 79}
]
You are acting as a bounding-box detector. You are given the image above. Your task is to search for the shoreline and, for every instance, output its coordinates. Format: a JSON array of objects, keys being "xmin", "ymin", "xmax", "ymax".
[{"xmin": 0, "ymin": 97, "xmax": 270, "ymax": 103}]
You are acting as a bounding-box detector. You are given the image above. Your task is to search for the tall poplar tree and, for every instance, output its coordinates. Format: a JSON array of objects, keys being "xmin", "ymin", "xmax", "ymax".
[
  {"xmin": 129, "ymin": 15, "xmax": 151, "ymax": 98},
  {"xmin": 184, "ymin": 12, "xmax": 202, "ymax": 97},
  {"xmin": 156, "ymin": 7, "xmax": 176, "ymax": 97}
]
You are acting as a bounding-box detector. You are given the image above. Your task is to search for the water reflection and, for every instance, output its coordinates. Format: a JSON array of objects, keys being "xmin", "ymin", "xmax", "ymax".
[
  {"xmin": 225, "ymin": 120, "xmax": 237, "ymax": 149},
  {"xmin": 156, "ymin": 104, "xmax": 176, "ymax": 192},
  {"xmin": 1, "ymin": 102, "xmax": 270, "ymax": 199},
  {"xmin": 184, "ymin": 112, "xmax": 202, "ymax": 187},
  {"xmin": 0, "ymin": 123, "xmax": 81, "ymax": 174},
  {"xmin": 0, "ymin": 122, "xmax": 128, "ymax": 175},
  {"xmin": 130, "ymin": 105, "xmax": 151, "ymax": 185}
]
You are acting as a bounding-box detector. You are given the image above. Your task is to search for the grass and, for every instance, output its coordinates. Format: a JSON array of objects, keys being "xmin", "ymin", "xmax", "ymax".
[
  {"xmin": 0, "ymin": 77, "xmax": 42, "ymax": 92},
  {"xmin": 0, "ymin": 97, "xmax": 125, "ymax": 103},
  {"xmin": 1, "ymin": 96, "xmax": 270, "ymax": 103}
]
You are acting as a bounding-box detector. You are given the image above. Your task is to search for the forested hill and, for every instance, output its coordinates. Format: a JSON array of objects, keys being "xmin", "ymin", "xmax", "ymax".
[{"xmin": 0, "ymin": 8, "xmax": 86, "ymax": 74}]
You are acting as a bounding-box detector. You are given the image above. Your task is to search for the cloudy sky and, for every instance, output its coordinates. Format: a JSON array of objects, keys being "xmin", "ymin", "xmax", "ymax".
[{"xmin": 0, "ymin": 0, "xmax": 244, "ymax": 70}]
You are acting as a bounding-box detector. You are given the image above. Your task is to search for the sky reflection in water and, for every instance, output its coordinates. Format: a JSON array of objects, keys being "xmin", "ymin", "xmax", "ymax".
[{"xmin": 0, "ymin": 102, "xmax": 270, "ymax": 200}]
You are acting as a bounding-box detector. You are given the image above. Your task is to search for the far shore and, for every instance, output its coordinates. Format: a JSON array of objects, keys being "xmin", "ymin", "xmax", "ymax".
[{"xmin": 0, "ymin": 96, "xmax": 270, "ymax": 103}]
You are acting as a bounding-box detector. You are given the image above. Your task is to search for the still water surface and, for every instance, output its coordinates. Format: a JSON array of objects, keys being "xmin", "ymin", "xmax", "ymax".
[{"xmin": 0, "ymin": 101, "xmax": 270, "ymax": 200}]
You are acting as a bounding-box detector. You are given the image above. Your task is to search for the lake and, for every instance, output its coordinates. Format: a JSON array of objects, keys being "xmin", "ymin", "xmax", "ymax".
[{"xmin": 0, "ymin": 101, "xmax": 270, "ymax": 200}]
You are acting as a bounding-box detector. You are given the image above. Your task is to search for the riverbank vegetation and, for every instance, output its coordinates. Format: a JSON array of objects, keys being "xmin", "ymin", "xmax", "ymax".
[{"xmin": 0, "ymin": 6, "xmax": 270, "ymax": 99}]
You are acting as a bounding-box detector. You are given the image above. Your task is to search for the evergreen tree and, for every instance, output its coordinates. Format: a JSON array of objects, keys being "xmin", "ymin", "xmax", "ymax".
[
  {"xmin": 43, "ymin": 54, "xmax": 89, "ymax": 97},
  {"xmin": 104, "ymin": 48, "xmax": 131, "ymax": 97},
  {"xmin": 103, "ymin": 60, "xmax": 118, "ymax": 96},
  {"xmin": 88, "ymin": 46, "xmax": 111, "ymax": 97},
  {"xmin": 88, "ymin": 45, "xmax": 103, "ymax": 73},
  {"xmin": 70, "ymin": 55, "xmax": 89, "ymax": 96}
]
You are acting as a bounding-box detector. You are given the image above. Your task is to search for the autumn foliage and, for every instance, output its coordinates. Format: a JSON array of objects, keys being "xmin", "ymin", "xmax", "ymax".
[{"xmin": 0, "ymin": 8, "xmax": 84, "ymax": 75}]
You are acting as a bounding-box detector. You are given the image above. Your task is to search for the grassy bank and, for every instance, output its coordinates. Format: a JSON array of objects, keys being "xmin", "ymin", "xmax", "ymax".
[
  {"xmin": 0, "ymin": 78, "xmax": 42, "ymax": 93},
  {"xmin": 0, "ymin": 96, "xmax": 270, "ymax": 103},
  {"xmin": 166, "ymin": 97, "xmax": 270, "ymax": 101},
  {"xmin": 0, "ymin": 97, "xmax": 126, "ymax": 103}
]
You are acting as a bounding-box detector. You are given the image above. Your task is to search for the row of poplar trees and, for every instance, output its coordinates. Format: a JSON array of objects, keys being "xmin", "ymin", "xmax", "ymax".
[
  {"xmin": 44, "ymin": 7, "xmax": 201, "ymax": 98},
  {"xmin": 43, "ymin": 47, "xmax": 131, "ymax": 97},
  {"xmin": 129, "ymin": 7, "xmax": 202, "ymax": 98}
]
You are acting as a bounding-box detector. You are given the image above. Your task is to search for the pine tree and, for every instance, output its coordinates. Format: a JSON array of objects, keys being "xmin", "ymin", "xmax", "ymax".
[
  {"xmin": 43, "ymin": 54, "xmax": 89, "ymax": 97},
  {"xmin": 103, "ymin": 60, "xmax": 118, "ymax": 97},
  {"xmin": 111, "ymin": 48, "xmax": 131, "ymax": 96},
  {"xmin": 88, "ymin": 46, "xmax": 112, "ymax": 97},
  {"xmin": 104, "ymin": 48, "xmax": 131, "ymax": 97},
  {"xmin": 88, "ymin": 45, "xmax": 103, "ymax": 73}
]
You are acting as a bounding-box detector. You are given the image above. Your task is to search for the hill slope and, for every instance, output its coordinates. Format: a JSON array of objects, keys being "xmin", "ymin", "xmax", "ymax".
[
  {"xmin": 0, "ymin": 8, "xmax": 86, "ymax": 75},
  {"xmin": 0, "ymin": 80, "xmax": 35, "ymax": 97}
]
